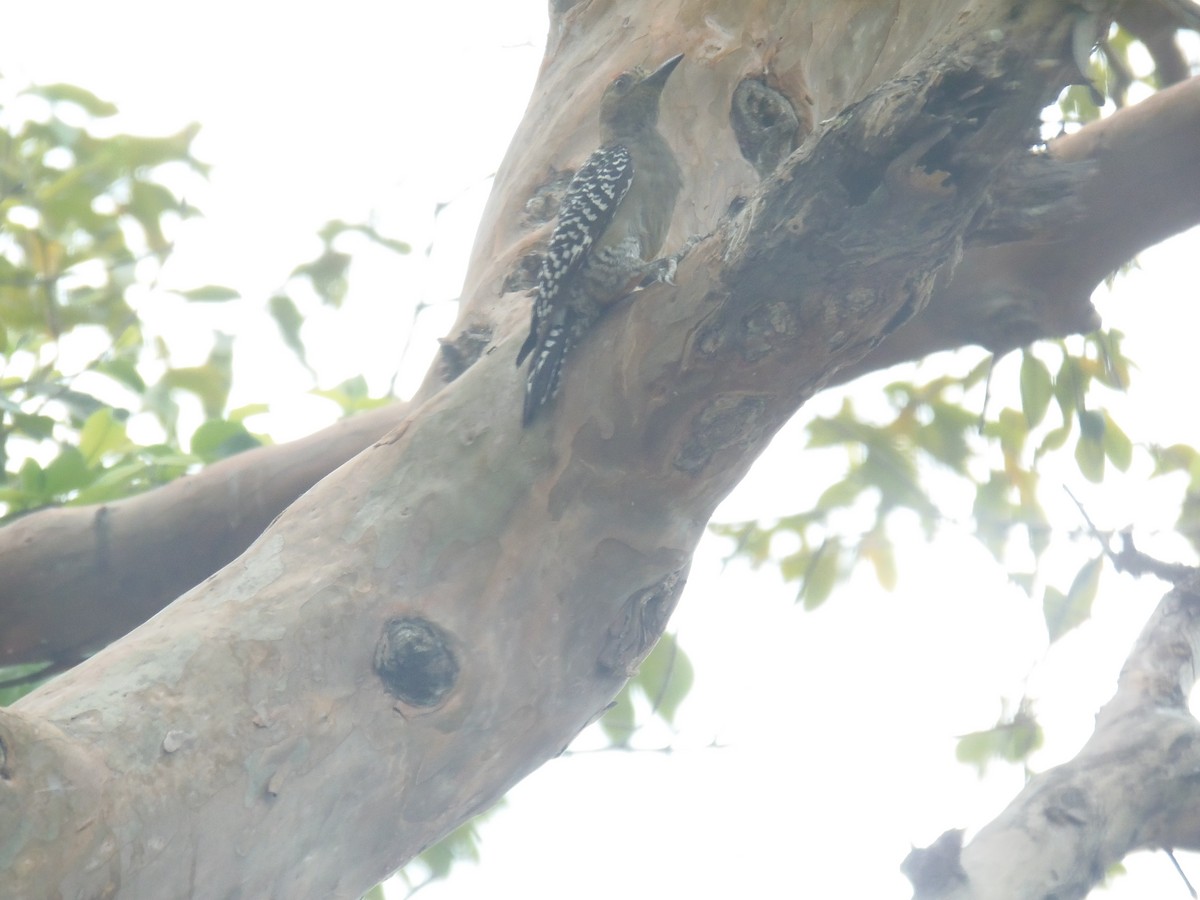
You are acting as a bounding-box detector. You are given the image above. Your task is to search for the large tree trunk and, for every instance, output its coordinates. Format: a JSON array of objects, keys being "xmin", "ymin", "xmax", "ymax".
[
  {"xmin": 3, "ymin": 1, "xmax": 1195, "ymax": 897},
  {"xmin": 3, "ymin": 70, "xmax": 1197, "ymax": 672}
]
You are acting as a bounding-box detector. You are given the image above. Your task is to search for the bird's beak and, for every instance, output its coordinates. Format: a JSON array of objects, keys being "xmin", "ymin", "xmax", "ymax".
[{"xmin": 644, "ymin": 53, "xmax": 684, "ymax": 88}]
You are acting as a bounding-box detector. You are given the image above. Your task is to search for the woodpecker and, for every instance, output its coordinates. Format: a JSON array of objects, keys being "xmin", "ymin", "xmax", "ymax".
[{"xmin": 517, "ymin": 53, "xmax": 684, "ymax": 427}]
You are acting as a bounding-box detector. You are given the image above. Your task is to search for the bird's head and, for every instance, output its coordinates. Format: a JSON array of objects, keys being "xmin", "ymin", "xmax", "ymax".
[{"xmin": 599, "ymin": 53, "xmax": 684, "ymax": 137}]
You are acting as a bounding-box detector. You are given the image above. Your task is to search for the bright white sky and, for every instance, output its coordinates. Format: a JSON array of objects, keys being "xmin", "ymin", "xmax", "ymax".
[{"xmin": 3, "ymin": 3, "xmax": 1199, "ymax": 898}]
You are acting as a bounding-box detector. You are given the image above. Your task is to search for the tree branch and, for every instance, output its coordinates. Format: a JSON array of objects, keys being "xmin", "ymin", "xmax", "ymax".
[
  {"xmin": 0, "ymin": 3, "xmax": 1098, "ymax": 895},
  {"xmin": 5, "ymin": 28, "xmax": 1196, "ymax": 692},
  {"xmin": 835, "ymin": 73, "xmax": 1200, "ymax": 382},
  {"xmin": 907, "ymin": 568, "xmax": 1200, "ymax": 899},
  {"xmin": 0, "ymin": 403, "xmax": 407, "ymax": 666}
]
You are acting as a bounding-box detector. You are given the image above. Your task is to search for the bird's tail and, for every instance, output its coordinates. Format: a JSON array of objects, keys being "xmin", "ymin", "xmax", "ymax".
[{"xmin": 522, "ymin": 324, "xmax": 571, "ymax": 427}]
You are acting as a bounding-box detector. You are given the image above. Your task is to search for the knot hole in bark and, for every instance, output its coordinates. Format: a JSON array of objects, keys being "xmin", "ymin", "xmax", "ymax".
[
  {"xmin": 674, "ymin": 394, "xmax": 769, "ymax": 475},
  {"xmin": 438, "ymin": 324, "xmax": 494, "ymax": 383},
  {"xmin": 522, "ymin": 167, "xmax": 573, "ymax": 229},
  {"xmin": 375, "ymin": 617, "xmax": 459, "ymax": 708},
  {"xmin": 598, "ymin": 568, "xmax": 689, "ymax": 676},
  {"xmin": 501, "ymin": 252, "xmax": 542, "ymax": 297},
  {"xmin": 501, "ymin": 167, "xmax": 575, "ymax": 298},
  {"xmin": 730, "ymin": 77, "xmax": 803, "ymax": 179}
]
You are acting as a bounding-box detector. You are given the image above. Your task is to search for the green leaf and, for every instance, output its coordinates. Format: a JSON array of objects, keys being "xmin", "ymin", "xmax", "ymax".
[
  {"xmin": 126, "ymin": 180, "xmax": 185, "ymax": 252},
  {"xmin": 801, "ymin": 539, "xmax": 839, "ymax": 610},
  {"xmin": 95, "ymin": 359, "xmax": 146, "ymax": 393},
  {"xmin": 228, "ymin": 403, "xmax": 270, "ymax": 424},
  {"xmin": 973, "ymin": 473, "xmax": 1015, "ymax": 560},
  {"xmin": 635, "ymin": 634, "xmax": 694, "ymax": 725},
  {"xmin": 410, "ymin": 818, "xmax": 484, "ymax": 882},
  {"xmin": 178, "ymin": 285, "xmax": 240, "ymax": 303},
  {"xmin": 43, "ymin": 446, "xmax": 92, "ymax": 495},
  {"xmin": 598, "ymin": 689, "xmax": 636, "ymax": 747},
  {"xmin": 1053, "ymin": 356, "xmax": 1085, "ymax": 418},
  {"xmin": 917, "ymin": 400, "xmax": 975, "ymax": 471},
  {"xmin": 1058, "ymin": 83, "xmax": 1102, "ymax": 125},
  {"xmin": 1077, "ymin": 409, "xmax": 1105, "ymax": 441},
  {"xmin": 1009, "ymin": 572, "xmax": 1036, "ymax": 596},
  {"xmin": 110, "ymin": 124, "xmax": 205, "ymax": 171},
  {"xmin": 1019, "ymin": 352, "xmax": 1052, "ymax": 427},
  {"xmin": 29, "ymin": 83, "xmax": 119, "ymax": 117},
  {"xmin": 862, "ymin": 531, "xmax": 897, "ymax": 591},
  {"xmin": 268, "ymin": 293, "xmax": 308, "ymax": 365},
  {"xmin": 318, "ymin": 219, "xmax": 412, "ymax": 256},
  {"xmin": 10, "ymin": 413, "xmax": 56, "ymax": 440},
  {"xmin": 1037, "ymin": 423, "xmax": 1071, "ymax": 456},
  {"xmin": 1043, "ymin": 557, "xmax": 1102, "ymax": 643},
  {"xmin": 1093, "ymin": 329, "xmax": 1131, "ymax": 390},
  {"xmin": 56, "ymin": 388, "xmax": 109, "ymax": 423},
  {"xmin": 1102, "ymin": 412, "xmax": 1132, "ymax": 472},
  {"xmin": 995, "ymin": 407, "xmax": 1028, "ymax": 461},
  {"xmin": 779, "ymin": 548, "xmax": 811, "ymax": 582},
  {"xmin": 113, "ymin": 323, "xmax": 144, "ymax": 352},
  {"xmin": 311, "ymin": 376, "xmax": 390, "ymax": 415},
  {"xmin": 713, "ymin": 521, "xmax": 773, "ymax": 567},
  {"xmin": 862, "ymin": 439, "xmax": 921, "ymax": 508},
  {"xmin": 71, "ymin": 460, "xmax": 154, "ymax": 505},
  {"xmin": 963, "ymin": 353, "xmax": 994, "ymax": 389},
  {"xmin": 955, "ymin": 711, "xmax": 1044, "ymax": 776},
  {"xmin": 0, "ymin": 663, "xmax": 58, "ymax": 705},
  {"xmin": 162, "ymin": 339, "xmax": 233, "ymax": 419},
  {"xmin": 190, "ymin": 419, "xmax": 262, "ymax": 463},
  {"xmin": 1074, "ymin": 432, "xmax": 1105, "ymax": 483},
  {"xmin": 1074, "ymin": 411, "xmax": 1106, "ymax": 482},
  {"xmin": 1150, "ymin": 443, "xmax": 1198, "ymax": 477},
  {"xmin": 78, "ymin": 408, "xmax": 129, "ymax": 466},
  {"xmin": 815, "ymin": 477, "xmax": 861, "ymax": 511},
  {"xmin": 806, "ymin": 401, "xmax": 856, "ymax": 447},
  {"xmin": 18, "ymin": 458, "xmax": 46, "ymax": 497},
  {"xmin": 292, "ymin": 249, "xmax": 350, "ymax": 307},
  {"xmin": 37, "ymin": 171, "xmax": 101, "ymax": 231}
]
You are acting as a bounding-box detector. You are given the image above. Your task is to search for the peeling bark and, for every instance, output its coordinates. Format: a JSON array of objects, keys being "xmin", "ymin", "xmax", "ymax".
[{"xmin": 842, "ymin": 73, "xmax": 1200, "ymax": 379}]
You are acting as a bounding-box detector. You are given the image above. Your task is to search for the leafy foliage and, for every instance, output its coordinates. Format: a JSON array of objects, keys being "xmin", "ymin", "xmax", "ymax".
[
  {"xmin": 711, "ymin": 329, "xmax": 1180, "ymax": 774},
  {"xmin": 0, "ymin": 77, "xmax": 416, "ymax": 523},
  {"xmin": 0, "ymin": 76, "xmax": 240, "ymax": 519},
  {"xmin": 268, "ymin": 220, "xmax": 412, "ymax": 372},
  {"xmin": 715, "ymin": 334, "xmax": 1129, "ymax": 615},
  {"xmin": 955, "ymin": 700, "xmax": 1044, "ymax": 776},
  {"xmin": 710, "ymin": 29, "xmax": 1191, "ymax": 782}
]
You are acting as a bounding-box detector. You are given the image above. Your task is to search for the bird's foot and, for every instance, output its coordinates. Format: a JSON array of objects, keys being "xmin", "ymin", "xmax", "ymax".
[{"xmin": 638, "ymin": 256, "xmax": 678, "ymax": 289}]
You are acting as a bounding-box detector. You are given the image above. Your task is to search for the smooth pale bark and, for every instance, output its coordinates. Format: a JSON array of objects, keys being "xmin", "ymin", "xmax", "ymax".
[
  {"xmin": 3, "ymin": 74, "xmax": 1197, "ymax": 667},
  {"xmin": 4, "ymin": 1, "xmax": 1184, "ymax": 898}
]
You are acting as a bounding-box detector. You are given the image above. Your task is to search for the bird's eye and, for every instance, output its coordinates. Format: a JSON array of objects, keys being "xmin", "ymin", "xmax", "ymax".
[{"xmin": 613, "ymin": 74, "xmax": 632, "ymax": 91}]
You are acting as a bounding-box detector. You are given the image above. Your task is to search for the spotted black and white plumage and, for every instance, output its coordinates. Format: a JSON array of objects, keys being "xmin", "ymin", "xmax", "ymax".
[
  {"xmin": 516, "ymin": 54, "xmax": 684, "ymax": 428},
  {"xmin": 516, "ymin": 145, "xmax": 634, "ymax": 426}
]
